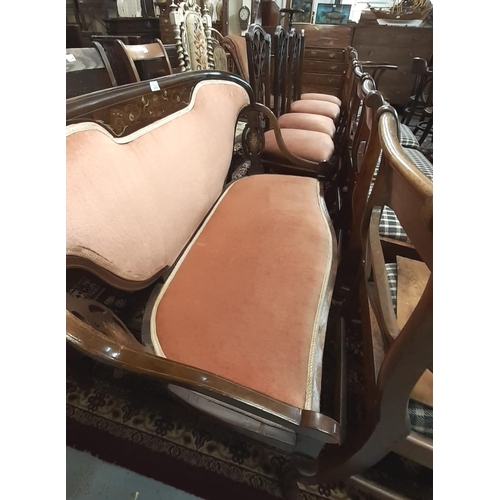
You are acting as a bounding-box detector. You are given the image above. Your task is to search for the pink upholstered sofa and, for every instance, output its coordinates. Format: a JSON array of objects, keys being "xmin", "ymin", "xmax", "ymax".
[{"xmin": 66, "ymin": 71, "xmax": 344, "ymax": 487}]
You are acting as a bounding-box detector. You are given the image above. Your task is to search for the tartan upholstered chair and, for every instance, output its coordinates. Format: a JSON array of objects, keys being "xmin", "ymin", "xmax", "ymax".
[
  {"xmin": 301, "ymin": 103, "xmax": 433, "ymax": 489},
  {"xmin": 345, "ymin": 60, "xmax": 433, "ymax": 260},
  {"xmin": 66, "ymin": 71, "xmax": 346, "ymax": 499}
]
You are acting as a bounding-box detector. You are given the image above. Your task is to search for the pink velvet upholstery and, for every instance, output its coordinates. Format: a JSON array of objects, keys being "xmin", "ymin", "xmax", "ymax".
[
  {"xmin": 290, "ymin": 100, "xmax": 341, "ymax": 122},
  {"xmin": 152, "ymin": 175, "xmax": 335, "ymax": 410},
  {"xmin": 301, "ymin": 93, "xmax": 342, "ymax": 107},
  {"xmin": 66, "ymin": 81, "xmax": 250, "ymax": 282},
  {"xmin": 263, "ymin": 129, "xmax": 334, "ymax": 163},
  {"xmin": 278, "ymin": 112, "xmax": 335, "ymax": 137}
]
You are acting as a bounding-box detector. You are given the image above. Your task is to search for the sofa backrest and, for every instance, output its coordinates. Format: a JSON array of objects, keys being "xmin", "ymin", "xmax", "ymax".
[{"xmin": 67, "ymin": 76, "xmax": 250, "ymax": 286}]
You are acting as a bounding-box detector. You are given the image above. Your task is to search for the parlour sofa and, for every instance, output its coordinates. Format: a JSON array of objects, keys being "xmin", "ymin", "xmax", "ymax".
[{"xmin": 66, "ymin": 70, "xmax": 345, "ymax": 489}]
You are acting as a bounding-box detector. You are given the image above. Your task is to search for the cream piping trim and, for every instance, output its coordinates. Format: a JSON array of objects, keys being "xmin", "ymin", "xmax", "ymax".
[
  {"xmin": 304, "ymin": 182, "xmax": 334, "ymax": 410},
  {"xmin": 150, "ymin": 177, "xmax": 334, "ymax": 411},
  {"xmin": 150, "ymin": 178, "xmax": 245, "ymax": 358},
  {"xmin": 66, "ymin": 80, "xmax": 250, "ymax": 141}
]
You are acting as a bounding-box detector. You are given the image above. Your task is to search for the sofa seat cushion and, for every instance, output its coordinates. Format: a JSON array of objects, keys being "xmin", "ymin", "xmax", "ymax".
[
  {"xmin": 400, "ymin": 123, "xmax": 420, "ymax": 150},
  {"xmin": 384, "ymin": 262, "xmax": 433, "ymax": 439},
  {"xmin": 151, "ymin": 175, "xmax": 337, "ymax": 411},
  {"xmin": 301, "ymin": 93, "xmax": 342, "ymax": 107},
  {"xmin": 264, "ymin": 129, "xmax": 334, "ymax": 163},
  {"xmin": 278, "ymin": 112, "xmax": 335, "ymax": 138},
  {"xmin": 290, "ymin": 99, "xmax": 341, "ymax": 122}
]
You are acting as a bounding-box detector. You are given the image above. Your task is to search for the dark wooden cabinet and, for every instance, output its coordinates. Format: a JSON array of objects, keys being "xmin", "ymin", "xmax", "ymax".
[
  {"xmin": 300, "ymin": 24, "xmax": 354, "ymax": 98},
  {"xmin": 352, "ymin": 25, "xmax": 433, "ymax": 106},
  {"xmin": 105, "ymin": 17, "xmax": 160, "ymax": 43}
]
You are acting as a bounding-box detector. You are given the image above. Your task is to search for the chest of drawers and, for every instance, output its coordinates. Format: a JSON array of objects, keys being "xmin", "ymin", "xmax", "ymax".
[{"xmin": 299, "ymin": 24, "xmax": 354, "ymax": 98}]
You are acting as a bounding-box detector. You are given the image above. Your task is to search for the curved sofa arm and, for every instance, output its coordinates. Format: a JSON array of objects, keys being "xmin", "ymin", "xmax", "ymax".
[{"xmin": 66, "ymin": 310, "xmax": 340, "ymax": 447}]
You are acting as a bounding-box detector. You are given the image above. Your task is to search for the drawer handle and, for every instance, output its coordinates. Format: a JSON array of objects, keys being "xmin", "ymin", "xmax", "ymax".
[
  {"xmin": 311, "ymin": 50, "xmax": 317, "ymax": 55},
  {"xmin": 369, "ymin": 51, "xmax": 374, "ymax": 56}
]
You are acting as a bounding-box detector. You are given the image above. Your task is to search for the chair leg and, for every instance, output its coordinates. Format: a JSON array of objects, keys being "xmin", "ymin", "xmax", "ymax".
[{"xmin": 419, "ymin": 115, "xmax": 433, "ymax": 144}]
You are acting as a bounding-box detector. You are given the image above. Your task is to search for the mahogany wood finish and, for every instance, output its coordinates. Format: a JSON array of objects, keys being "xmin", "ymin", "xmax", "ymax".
[
  {"xmin": 66, "ymin": 41, "xmax": 117, "ymax": 99},
  {"xmin": 285, "ymin": 28, "xmax": 301, "ymax": 111},
  {"xmin": 245, "ymin": 23, "xmax": 271, "ymax": 109},
  {"xmin": 272, "ymin": 25, "xmax": 288, "ymax": 117},
  {"xmin": 115, "ymin": 38, "xmax": 174, "ymax": 83},
  {"xmin": 66, "ymin": 72, "xmax": 343, "ymax": 470},
  {"xmin": 106, "ymin": 16, "xmax": 161, "ymax": 44},
  {"xmin": 299, "ymin": 25, "xmax": 353, "ymax": 97}
]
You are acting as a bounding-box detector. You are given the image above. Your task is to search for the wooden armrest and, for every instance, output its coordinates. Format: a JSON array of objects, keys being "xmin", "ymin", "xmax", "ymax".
[
  {"xmin": 66, "ymin": 310, "xmax": 341, "ymax": 447},
  {"xmin": 255, "ymin": 103, "xmax": 332, "ymax": 179}
]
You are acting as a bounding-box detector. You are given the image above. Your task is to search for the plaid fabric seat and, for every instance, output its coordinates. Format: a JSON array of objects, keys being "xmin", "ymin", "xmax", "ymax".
[
  {"xmin": 400, "ymin": 123, "xmax": 420, "ymax": 150},
  {"xmin": 385, "ymin": 263, "xmax": 433, "ymax": 440},
  {"xmin": 370, "ymin": 149, "xmax": 433, "ymax": 242}
]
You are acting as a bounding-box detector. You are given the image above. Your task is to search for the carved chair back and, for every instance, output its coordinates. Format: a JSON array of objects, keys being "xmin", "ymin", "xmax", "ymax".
[
  {"xmin": 115, "ymin": 38, "xmax": 173, "ymax": 83},
  {"xmin": 66, "ymin": 42, "xmax": 117, "ymax": 99},
  {"xmin": 245, "ymin": 23, "xmax": 272, "ymax": 109},
  {"xmin": 169, "ymin": 0, "xmax": 216, "ymax": 71},
  {"xmin": 309, "ymin": 104, "xmax": 433, "ymax": 483},
  {"xmin": 285, "ymin": 28, "xmax": 301, "ymax": 112},
  {"xmin": 272, "ymin": 25, "xmax": 288, "ymax": 117}
]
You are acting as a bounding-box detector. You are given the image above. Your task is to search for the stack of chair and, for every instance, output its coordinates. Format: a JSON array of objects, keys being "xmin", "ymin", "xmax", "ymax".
[{"xmin": 243, "ymin": 23, "xmax": 337, "ymax": 183}]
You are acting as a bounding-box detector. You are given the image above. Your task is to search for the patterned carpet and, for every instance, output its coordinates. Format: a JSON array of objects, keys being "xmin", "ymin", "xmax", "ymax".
[{"xmin": 66, "ymin": 269, "xmax": 432, "ymax": 500}]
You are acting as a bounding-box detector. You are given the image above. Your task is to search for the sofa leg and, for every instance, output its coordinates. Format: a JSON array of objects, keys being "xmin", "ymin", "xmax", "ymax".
[{"xmin": 280, "ymin": 462, "xmax": 302, "ymax": 500}]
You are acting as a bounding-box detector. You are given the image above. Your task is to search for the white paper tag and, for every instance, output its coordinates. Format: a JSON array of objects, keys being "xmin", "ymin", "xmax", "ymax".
[
  {"xmin": 66, "ymin": 54, "xmax": 76, "ymax": 62},
  {"xmin": 149, "ymin": 81, "xmax": 160, "ymax": 91},
  {"xmin": 142, "ymin": 47, "xmax": 149, "ymax": 53}
]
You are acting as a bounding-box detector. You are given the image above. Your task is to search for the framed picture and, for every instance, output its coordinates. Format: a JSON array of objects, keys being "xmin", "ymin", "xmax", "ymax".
[
  {"xmin": 291, "ymin": 0, "xmax": 314, "ymax": 24},
  {"xmin": 314, "ymin": 3, "xmax": 351, "ymax": 25}
]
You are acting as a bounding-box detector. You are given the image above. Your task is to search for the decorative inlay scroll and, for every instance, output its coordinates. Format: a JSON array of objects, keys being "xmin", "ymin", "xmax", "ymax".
[{"xmin": 83, "ymin": 85, "xmax": 191, "ymax": 137}]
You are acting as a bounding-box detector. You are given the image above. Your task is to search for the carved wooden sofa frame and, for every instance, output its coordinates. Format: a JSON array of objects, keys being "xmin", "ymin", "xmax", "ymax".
[{"xmin": 66, "ymin": 70, "xmax": 345, "ymax": 492}]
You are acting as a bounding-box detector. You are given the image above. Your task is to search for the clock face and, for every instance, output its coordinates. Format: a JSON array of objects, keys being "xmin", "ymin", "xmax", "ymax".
[{"xmin": 239, "ymin": 6, "xmax": 250, "ymax": 21}]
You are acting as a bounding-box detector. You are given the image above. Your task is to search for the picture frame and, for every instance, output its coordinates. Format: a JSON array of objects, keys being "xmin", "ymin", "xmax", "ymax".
[
  {"xmin": 290, "ymin": 0, "xmax": 314, "ymax": 24},
  {"xmin": 314, "ymin": 3, "xmax": 351, "ymax": 25}
]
